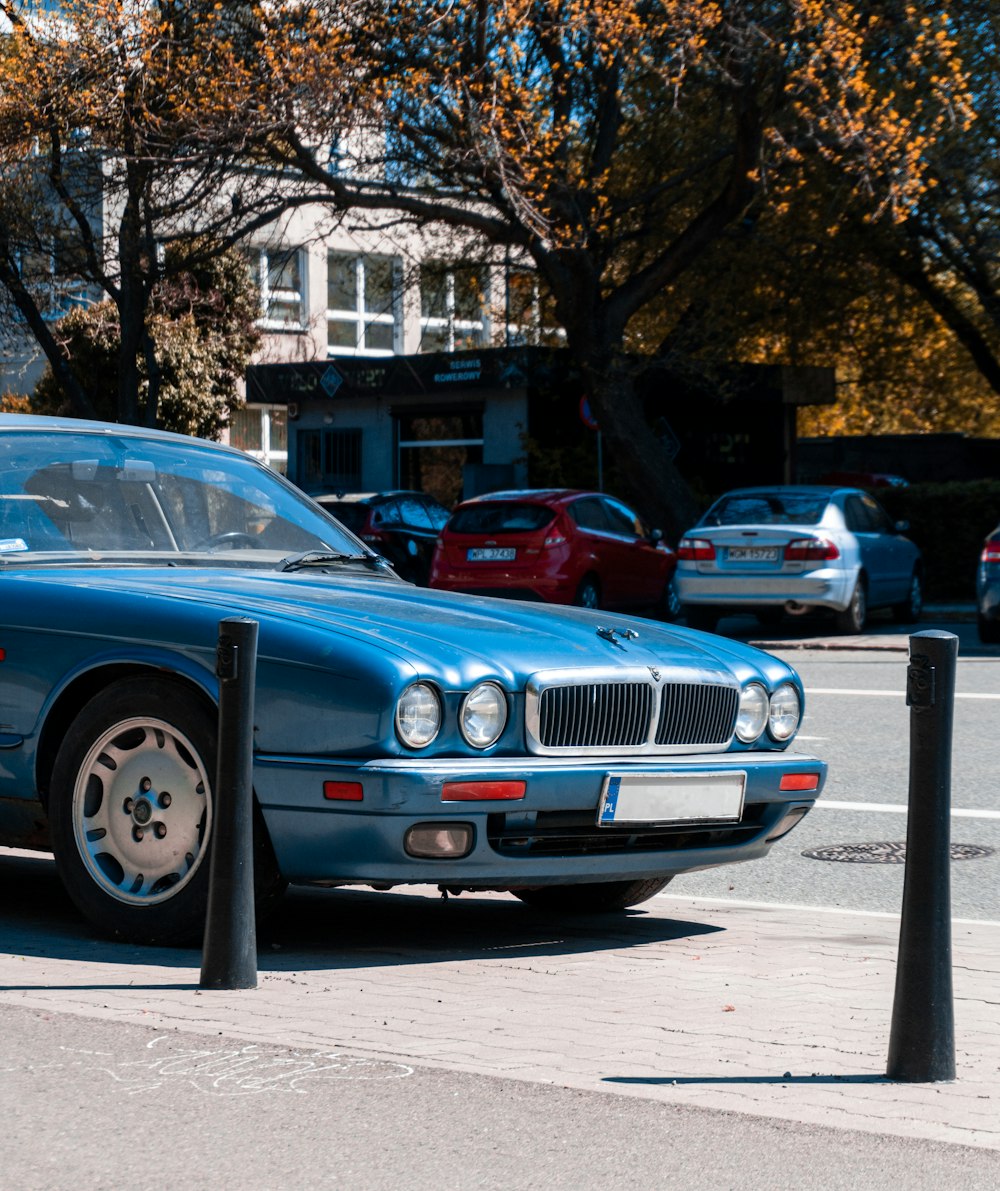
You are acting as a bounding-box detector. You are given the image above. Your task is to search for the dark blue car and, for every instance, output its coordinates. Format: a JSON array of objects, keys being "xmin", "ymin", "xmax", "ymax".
[{"xmin": 0, "ymin": 415, "xmax": 826, "ymax": 943}]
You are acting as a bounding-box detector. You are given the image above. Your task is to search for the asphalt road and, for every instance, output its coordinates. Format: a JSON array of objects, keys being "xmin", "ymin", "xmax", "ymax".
[{"xmin": 669, "ymin": 616, "xmax": 1000, "ymax": 921}]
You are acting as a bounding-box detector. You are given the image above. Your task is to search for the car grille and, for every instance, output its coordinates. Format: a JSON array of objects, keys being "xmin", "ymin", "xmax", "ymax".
[{"xmin": 526, "ymin": 669, "xmax": 739, "ymax": 755}]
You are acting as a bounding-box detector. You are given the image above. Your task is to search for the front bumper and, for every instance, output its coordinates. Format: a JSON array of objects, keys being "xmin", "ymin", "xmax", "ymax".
[{"xmin": 253, "ymin": 750, "xmax": 826, "ymax": 888}]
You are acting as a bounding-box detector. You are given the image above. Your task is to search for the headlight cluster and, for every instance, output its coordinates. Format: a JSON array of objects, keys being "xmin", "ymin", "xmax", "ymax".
[
  {"xmin": 735, "ymin": 682, "xmax": 801, "ymax": 744},
  {"xmin": 395, "ymin": 681, "xmax": 508, "ymax": 750}
]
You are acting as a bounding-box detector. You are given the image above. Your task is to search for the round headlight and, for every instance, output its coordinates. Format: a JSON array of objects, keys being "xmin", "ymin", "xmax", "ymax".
[
  {"xmin": 735, "ymin": 682, "xmax": 768, "ymax": 743},
  {"xmin": 768, "ymin": 682, "xmax": 801, "ymax": 742},
  {"xmin": 395, "ymin": 682, "xmax": 441, "ymax": 748},
  {"xmin": 460, "ymin": 682, "xmax": 508, "ymax": 748}
]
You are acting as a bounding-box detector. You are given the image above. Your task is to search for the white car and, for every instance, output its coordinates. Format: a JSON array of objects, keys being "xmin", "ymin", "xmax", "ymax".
[{"xmin": 675, "ymin": 486, "xmax": 923, "ymax": 634}]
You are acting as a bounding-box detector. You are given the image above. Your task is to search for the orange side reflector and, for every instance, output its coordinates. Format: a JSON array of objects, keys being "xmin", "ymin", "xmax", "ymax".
[
  {"xmin": 441, "ymin": 780, "xmax": 526, "ymax": 802},
  {"xmin": 779, "ymin": 773, "xmax": 820, "ymax": 792},
  {"xmin": 323, "ymin": 781, "xmax": 363, "ymax": 801}
]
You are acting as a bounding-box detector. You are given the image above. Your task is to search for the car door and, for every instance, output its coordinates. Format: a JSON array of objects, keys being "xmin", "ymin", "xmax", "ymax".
[
  {"xmin": 843, "ymin": 493, "xmax": 907, "ymax": 607},
  {"xmin": 599, "ymin": 496, "xmax": 666, "ymax": 607},
  {"xmin": 395, "ymin": 495, "xmax": 440, "ymax": 583}
]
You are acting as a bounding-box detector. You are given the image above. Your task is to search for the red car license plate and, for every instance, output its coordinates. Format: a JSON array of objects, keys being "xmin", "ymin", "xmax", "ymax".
[{"xmin": 467, "ymin": 547, "xmax": 516, "ymax": 561}]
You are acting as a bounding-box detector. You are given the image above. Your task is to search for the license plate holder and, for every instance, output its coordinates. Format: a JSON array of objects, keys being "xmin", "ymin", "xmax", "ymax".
[
  {"xmin": 467, "ymin": 547, "xmax": 516, "ymax": 561},
  {"xmin": 598, "ymin": 771, "xmax": 746, "ymax": 826},
  {"xmin": 727, "ymin": 546, "xmax": 779, "ymax": 562}
]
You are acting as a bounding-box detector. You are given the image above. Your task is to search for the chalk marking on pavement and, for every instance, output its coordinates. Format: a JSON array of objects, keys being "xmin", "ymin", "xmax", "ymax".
[
  {"xmin": 806, "ymin": 687, "xmax": 1000, "ymax": 699},
  {"xmin": 815, "ymin": 799, "xmax": 1000, "ymax": 821},
  {"xmin": 656, "ymin": 892, "xmax": 1000, "ymax": 929}
]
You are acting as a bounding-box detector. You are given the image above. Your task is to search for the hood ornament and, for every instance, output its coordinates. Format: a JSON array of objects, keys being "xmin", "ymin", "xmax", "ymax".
[{"xmin": 596, "ymin": 625, "xmax": 639, "ymax": 647}]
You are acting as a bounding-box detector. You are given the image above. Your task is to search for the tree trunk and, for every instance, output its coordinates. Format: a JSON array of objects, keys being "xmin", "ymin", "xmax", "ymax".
[{"xmin": 579, "ymin": 349, "xmax": 701, "ymax": 542}]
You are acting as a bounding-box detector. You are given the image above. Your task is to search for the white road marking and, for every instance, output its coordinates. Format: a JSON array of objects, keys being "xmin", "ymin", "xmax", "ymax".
[
  {"xmin": 657, "ymin": 892, "xmax": 1000, "ymax": 928},
  {"xmin": 814, "ymin": 799, "xmax": 1000, "ymax": 820},
  {"xmin": 806, "ymin": 687, "xmax": 1000, "ymax": 699}
]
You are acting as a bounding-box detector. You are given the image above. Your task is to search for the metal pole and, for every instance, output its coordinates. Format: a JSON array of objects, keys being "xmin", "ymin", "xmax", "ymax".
[
  {"xmin": 200, "ymin": 617, "xmax": 259, "ymax": 990},
  {"xmin": 886, "ymin": 630, "xmax": 957, "ymax": 1081}
]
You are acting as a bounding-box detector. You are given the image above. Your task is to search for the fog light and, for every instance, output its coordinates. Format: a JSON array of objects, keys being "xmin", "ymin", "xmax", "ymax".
[
  {"xmin": 404, "ymin": 822, "xmax": 474, "ymax": 858},
  {"xmin": 765, "ymin": 806, "xmax": 809, "ymax": 841}
]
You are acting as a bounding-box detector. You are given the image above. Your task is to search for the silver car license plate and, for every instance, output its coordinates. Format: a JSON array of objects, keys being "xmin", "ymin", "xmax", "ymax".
[
  {"xmin": 727, "ymin": 546, "xmax": 780, "ymax": 562},
  {"xmin": 598, "ymin": 772, "xmax": 745, "ymax": 826},
  {"xmin": 467, "ymin": 547, "xmax": 516, "ymax": 561}
]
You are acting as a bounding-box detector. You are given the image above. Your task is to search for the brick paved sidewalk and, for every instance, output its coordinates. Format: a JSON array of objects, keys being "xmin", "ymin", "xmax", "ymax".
[{"xmin": 0, "ymin": 885, "xmax": 996, "ymax": 1151}]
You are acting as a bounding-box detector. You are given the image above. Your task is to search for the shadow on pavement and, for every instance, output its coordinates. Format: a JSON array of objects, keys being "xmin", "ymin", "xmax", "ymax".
[
  {"xmin": 0, "ymin": 851, "xmax": 723, "ymax": 985},
  {"xmin": 605, "ymin": 1073, "xmax": 889, "ymax": 1086}
]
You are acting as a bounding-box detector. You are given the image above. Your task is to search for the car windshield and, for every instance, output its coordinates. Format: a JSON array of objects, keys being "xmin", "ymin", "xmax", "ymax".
[
  {"xmin": 705, "ymin": 492, "xmax": 828, "ymax": 527},
  {"xmin": 0, "ymin": 429, "xmax": 363, "ymax": 565},
  {"xmin": 318, "ymin": 502, "xmax": 368, "ymax": 533},
  {"xmin": 448, "ymin": 502, "xmax": 555, "ymax": 535}
]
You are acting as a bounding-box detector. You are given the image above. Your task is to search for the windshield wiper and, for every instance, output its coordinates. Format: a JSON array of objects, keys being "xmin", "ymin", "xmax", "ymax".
[{"xmin": 277, "ymin": 550, "xmax": 392, "ymax": 573}]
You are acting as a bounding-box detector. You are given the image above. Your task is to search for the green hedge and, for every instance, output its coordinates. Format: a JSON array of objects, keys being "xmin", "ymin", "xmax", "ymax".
[{"xmin": 874, "ymin": 481, "xmax": 1000, "ymax": 601}]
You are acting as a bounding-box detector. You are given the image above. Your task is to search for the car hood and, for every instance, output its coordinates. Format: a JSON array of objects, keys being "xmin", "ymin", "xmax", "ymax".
[{"xmin": 10, "ymin": 565, "xmax": 781, "ymax": 685}]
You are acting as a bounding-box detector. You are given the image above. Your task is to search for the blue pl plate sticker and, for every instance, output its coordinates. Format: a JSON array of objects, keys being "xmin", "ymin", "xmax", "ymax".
[
  {"xmin": 598, "ymin": 771, "xmax": 746, "ymax": 825},
  {"xmin": 0, "ymin": 539, "xmax": 28, "ymax": 553}
]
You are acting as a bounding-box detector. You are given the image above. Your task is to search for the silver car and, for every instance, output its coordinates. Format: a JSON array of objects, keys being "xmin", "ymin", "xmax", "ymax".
[{"xmin": 675, "ymin": 486, "xmax": 923, "ymax": 634}]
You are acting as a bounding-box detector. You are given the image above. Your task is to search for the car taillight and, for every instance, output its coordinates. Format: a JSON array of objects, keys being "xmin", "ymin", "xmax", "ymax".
[
  {"xmin": 543, "ymin": 533, "xmax": 566, "ymax": 548},
  {"xmin": 784, "ymin": 537, "xmax": 840, "ymax": 561},
  {"xmin": 981, "ymin": 535, "xmax": 1000, "ymax": 563},
  {"xmin": 677, "ymin": 537, "xmax": 716, "ymax": 561}
]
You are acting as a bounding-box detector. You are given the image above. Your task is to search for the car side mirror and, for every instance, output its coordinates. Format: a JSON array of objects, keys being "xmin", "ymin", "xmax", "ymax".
[
  {"xmin": 894, "ymin": 520, "xmax": 910, "ymax": 534},
  {"xmin": 649, "ymin": 527, "xmax": 664, "ymax": 544}
]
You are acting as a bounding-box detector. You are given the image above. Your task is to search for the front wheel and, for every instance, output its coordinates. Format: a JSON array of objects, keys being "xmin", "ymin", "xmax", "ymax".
[
  {"xmin": 655, "ymin": 577, "xmax": 682, "ymax": 622},
  {"xmin": 892, "ymin": 571, "xmax": 923, "ymax": 624},
  {"xmin": 49, "ymin": 676, "xmax": 284, "ymax": 945},
  {"xmin": 513, "ymin": 877, "xmax": 672, "ymax": 913}
]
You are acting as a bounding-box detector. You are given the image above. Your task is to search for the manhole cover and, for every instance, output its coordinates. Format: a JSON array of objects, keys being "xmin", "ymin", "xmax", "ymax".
[{"xmin": 802, "ymin": 842, "xmax": 995, "ymax": 864}]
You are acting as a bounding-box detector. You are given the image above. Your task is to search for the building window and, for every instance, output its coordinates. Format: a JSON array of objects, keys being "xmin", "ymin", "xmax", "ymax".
[
  {"xmin": 397, "ymin": 410, "xmax": 483, "ymax": 506},
  {"xmin": 327, "ymin": 252, "xmax": 400, "ymax": 356},
  {"xmin": 228, "ymin": 404, "xmax": 289, "ymax": 474},
  {"xmin": 420, "ymin": 263, "xmax": 488, "ymax": 352},
  {"xmin": 244, "ymin": 245, "xmax": 306, "ymax": 330},
  {"xmin": 297, "ymin": 427, "xmax": 363, "ymax": 492}
]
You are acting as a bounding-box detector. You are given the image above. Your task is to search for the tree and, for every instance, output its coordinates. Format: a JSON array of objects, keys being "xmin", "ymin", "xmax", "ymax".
[
  {"xmin": 32, "ymin": 244, "xmax": 262, "ymax": 438},
  {"xmin": 245, "ymin": 0, "xmax": 971, "ymax": 536},
  {"xmin": 0, "ymin": 0, "xmax": 330, "ymax": 427}
]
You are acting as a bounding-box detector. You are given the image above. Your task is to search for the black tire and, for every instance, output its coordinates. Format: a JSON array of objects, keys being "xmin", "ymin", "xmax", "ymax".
[
  {"xmin": 978, "ymin": 613, "xmax": 1000, "ymax": 645},
  {"xmin": 684, "ymin": 606, "xmax": 719, "ymax": 632},
  {"xmin": 892, "ymin": 571, "xmax": 923, "ymax": 624},
  {"xmin": 655, "ymin": 577, "xmax": 682, "ymax": 622},
  {"xmin": 833, "ymin": 577, "xmax": 867, "ymax": 634},
  {"xmin": 513, "ymin": 877, "xmax": 672, "ymax": 913},
  {"xmin": 574, "ymin": 576, "xmax": 601, "ymax": 609},
  {"xmin": 49, "ymin": 676, "xmax": 285, "ymax": 945}
]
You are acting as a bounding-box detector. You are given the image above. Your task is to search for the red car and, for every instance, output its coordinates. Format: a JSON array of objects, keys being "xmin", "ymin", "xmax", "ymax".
[{"xmin": 429, "ymin": 488, "xmax": 679, "ymax": 617}]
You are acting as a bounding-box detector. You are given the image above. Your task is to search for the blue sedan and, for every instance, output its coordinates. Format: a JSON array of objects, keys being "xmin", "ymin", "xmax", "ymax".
[{"xmin": 0, "ymin": 415, "xmax": 826, "ymax": 943}]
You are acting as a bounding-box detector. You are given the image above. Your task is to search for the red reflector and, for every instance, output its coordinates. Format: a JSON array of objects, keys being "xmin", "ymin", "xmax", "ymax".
[
  {"xmin": 0, "ymin": 648, "xmax": 5, "ymax": 662},
  {"xmin": 779, "ymin": 773, "xmax": 820, "ymax": 792},
  {"xmin": 441, "ymin": 780, "xmax": 526, "ymax": 801},
  {"xmin": 323, "ymin": 781, "xmax": 363, "ymax": 801}
]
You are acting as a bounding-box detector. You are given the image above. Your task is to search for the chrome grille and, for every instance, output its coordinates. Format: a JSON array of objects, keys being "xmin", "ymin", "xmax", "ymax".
[
  {"xmin": 537, "ymin": 682, "xmax": 654, "ymax": 749},
  {"xmin": 656, "ymin": 683, "xmax": 739, "ymax": 746},
  {"xmin": 526, "ymin": 667, "xmax": 740, "ymax": 755}
]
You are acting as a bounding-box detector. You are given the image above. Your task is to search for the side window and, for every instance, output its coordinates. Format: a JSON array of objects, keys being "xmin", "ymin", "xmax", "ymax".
[
  {"xmin": 424, "ymin": 501, "xmax": 450, "ymax": 531},
  {"xmin": 602, "ymin": 497, "xmax": 642, "ymax": 538},
  {"xmin": 398, "ymin": 497, "xmax": 434, "ymax": 530},
  {"xmin": 569, "ymin": 497, "xmax": 611, "ymax": 532},
  {"xmin": 862, "ymin": 494, "xmax": 895, "ymax": 534},
  {"xmin": 377, "ymin": 500, "xmax": 403, "ymax": 526},
  {"xmin": 844, "ymin": 496, "xmax": 873, "ymax": 533}
]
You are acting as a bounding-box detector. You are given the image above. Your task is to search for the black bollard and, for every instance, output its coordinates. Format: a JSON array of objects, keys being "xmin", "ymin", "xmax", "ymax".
[
  {"xmin": 886, "ymin": 630, "xmax": 957, "ymax": 1082},
  {"xmin": 200, "ymin": 617, "xmax": 259, "ymax": 990}
]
